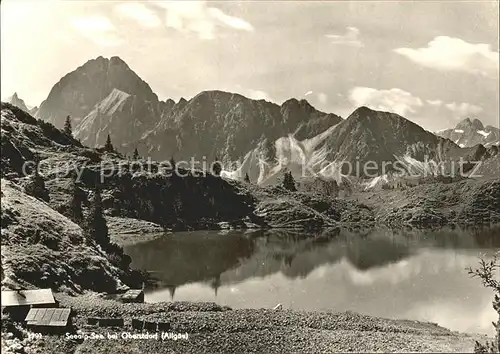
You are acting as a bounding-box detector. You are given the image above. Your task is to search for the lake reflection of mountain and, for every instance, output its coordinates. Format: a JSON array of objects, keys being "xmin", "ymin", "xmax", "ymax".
[
  {"xmin": 125, "ymin": 225, "xmax": 500, "ymax": 291},
  {"xmin": 124, "ymin": 231, "xmax": 256, "ymax": 288},
  {"xmin": 125, "ymin": 226, "xmax": 500, "ymax": 335}
]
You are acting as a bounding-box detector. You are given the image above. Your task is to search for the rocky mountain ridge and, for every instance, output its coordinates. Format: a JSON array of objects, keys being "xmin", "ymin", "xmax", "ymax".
[
  {"xmin": 137, "ymin": 90, "xmax": 343, "ymax": 162},
  {"xmin": 18, "ymin": 56, "xmax": 500, "ymax": 183},
  {"xmin": 231, "ymin": 106, "xmax": 477, "ymax": 183},
  {"xmin": 33, "ymin": 56, "xmax": 343, "ymax": 160},
  {"xmin": 323, "ymin": 106, "xmax": 464, "ymax": 174}
]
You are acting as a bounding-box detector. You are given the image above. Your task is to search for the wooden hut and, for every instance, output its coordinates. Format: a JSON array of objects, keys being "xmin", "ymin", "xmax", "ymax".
[
  {"xmin": 120, "ymin": 289, "xmax": 144, "ymax": 303},
  {"xmin": 1, "ymin": 289, "xmax": 57, "ymax": 321},
  {"xmin": 24, "ymin": 308, "xmax": 71, "ymax": 334}
]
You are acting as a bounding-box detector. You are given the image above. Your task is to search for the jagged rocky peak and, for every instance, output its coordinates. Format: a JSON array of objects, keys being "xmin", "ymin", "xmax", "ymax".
[
  {"xmin": 10, "ymin": 92, "xmax": 21, "ymax": 102},
  {"xmin": 456, "ymin": 117, "xmax": 484, "ymax": 131},
  {"xmin": 8, "ymin": 92, "xmax": 29, "ymax": 112},
  {"xmin": 109, "ymin": 55, "xmax": 127, "ymax": 65},
  {"xmin": 436, "ymin": 117, "xmax": 499, "ymax": 148},
  {"xmin": 282, "ymin": 97, "xmax": 311, "ymax": 107},
  {"xmin": 280, "ymin": 97, "xmax": 342, "ymax": 138},
  {"xmin": 36, "ymin": 56, "xmax": 159, "ymax": 128},
  {"xmin": 344, "ymin": 106, "xmax": 427, "ymax": 137},
  {"xmin": 159, "ymin": 98, "xmax": 176, "ymax": 117},
  {"xmin": 139, "ymin": 89, "xmax": 343, "ymax": 162},
  {"xmin": 163, "ymin": 98, "xmax": 176, "ymax": 106},
  {"xmin": 176, "ymin": 97, "xmax": 188, "ymax": 109}
]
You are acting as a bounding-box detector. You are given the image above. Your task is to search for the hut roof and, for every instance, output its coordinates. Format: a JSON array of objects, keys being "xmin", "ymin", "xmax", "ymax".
[
  {"xmin": 121, "ymin": 289, "xmax": 144, "ymax": 301},
  {"xmin": 25, "ymin": 308, "xmax": 71, "ymax": 327},
  {"xmin": 1, "ymin": 289, "xmax": 55, "ymax": 307}
]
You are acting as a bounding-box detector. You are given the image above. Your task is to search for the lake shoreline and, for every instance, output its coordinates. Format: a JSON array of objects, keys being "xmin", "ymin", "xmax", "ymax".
[{"xmin": 109, "ymin": 221, "xmax": 500, "ymax": 247}]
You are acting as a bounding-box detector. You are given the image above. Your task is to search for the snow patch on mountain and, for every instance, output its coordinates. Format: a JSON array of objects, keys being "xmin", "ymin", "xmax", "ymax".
[
  {"xmin": 436, "ymin": 118, "xmax": 500, "ymax": 148},
  {"xmin": 477, "ymin": 130, "xmax": 491, "ymax": 138}
]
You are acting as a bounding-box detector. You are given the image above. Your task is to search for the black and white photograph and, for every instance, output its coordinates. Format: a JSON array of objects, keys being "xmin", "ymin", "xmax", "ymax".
[{"xmin": 1, "ymin": 0, "xmax": 499, "ymax": 352}]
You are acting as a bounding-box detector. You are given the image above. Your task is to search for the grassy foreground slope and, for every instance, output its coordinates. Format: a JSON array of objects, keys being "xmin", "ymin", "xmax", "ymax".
[
  {"xmin": 3, "ymin": 293, "xmax": 486, "ymax": 353},
  {"xmin": 1, "ymin": 179, "xmax": 139, "ymax": 293}
]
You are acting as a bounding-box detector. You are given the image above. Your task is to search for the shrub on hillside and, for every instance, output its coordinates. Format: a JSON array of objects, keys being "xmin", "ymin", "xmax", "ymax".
[
  {"xmin": 105, "ymin": 242, "xmax": 132, "ymax": 269},
  {"xmin": 24, "ymin": 172, "xmax": 50, "ymax": 203},
  {"xmin": 79, "ymin": 149, "xmax": 102, "ymax": 162},
  {"xmin": 468, "ymin": 252, "xmax": 500, "ymax": 353}
]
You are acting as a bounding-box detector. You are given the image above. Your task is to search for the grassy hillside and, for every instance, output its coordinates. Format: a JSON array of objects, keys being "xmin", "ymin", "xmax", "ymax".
[{"xmin": 1, "ymin": 179, "xmax": 141, "ymax": 293}]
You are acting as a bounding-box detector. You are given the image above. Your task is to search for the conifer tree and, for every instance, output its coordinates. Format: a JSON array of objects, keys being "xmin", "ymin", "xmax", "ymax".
[
  {"xmin": 84, "ymin": 180, "xmax": 109, "ymax": 247},
  {"xmin": 69, "ymin": 176, "xmax": 84, "ymax": 223},
  {"xmin": 63, "ymin": 115, "xmax": 72, "ymax": 137},
  {"xmin": 213, "ymin": 156, "xmax": 222, "ymax": 176},
  {"xmin": 282, "ymin": 171, "xmax": 297, "ymax": 192},
  {"xmin": 104, "ymin": 134, "xmax": 114, "ymax": 152},
  {"xmin": 132, "ymin": 147, "xmax": 140, "ymax": 160}
]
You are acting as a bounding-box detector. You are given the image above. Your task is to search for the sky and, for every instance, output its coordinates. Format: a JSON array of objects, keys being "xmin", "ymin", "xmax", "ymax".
[{"xmin": 1, "ymin": 0, "xmax": 499, "ymax": 131}]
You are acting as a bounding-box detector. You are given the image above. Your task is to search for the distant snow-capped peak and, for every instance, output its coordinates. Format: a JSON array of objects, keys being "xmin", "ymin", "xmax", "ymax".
[{"xmin": 436, "ymin": 118, "xmax": 499, "ymax": 148}]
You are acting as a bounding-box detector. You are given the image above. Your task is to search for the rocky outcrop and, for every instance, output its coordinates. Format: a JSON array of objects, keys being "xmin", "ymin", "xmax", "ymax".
[{"xmin": 459, "ymin": 179, "xmax": 500, "ymax": 225}]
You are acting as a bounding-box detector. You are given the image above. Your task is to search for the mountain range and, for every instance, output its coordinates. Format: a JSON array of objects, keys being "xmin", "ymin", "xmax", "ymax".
[
  {"xmin": 32, "ymin": 56, "xmax": 343, "ymax": 163},
  {"xmin": 8, "ymin": 56, "xmax": 499, "ymax": 181}
]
